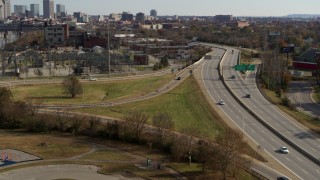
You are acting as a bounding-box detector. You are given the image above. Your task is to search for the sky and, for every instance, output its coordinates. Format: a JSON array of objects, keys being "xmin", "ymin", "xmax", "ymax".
[{"xmin": 11, "ymin": 0, "xmax": 320, "ymax": 17}]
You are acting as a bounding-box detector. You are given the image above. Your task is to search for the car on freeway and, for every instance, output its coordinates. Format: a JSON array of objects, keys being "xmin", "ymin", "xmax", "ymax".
[
  {"xmin": 176, "ymin": 77, "xmax": 181, "ymax": 80},
  {"xmin": 279, "ymin": 147, "xmax": 289, "ymax": 154},
  {"xmin": 218, "ymin": 100, "xmax": 225, "ymax": 105},
  {"xmin": 245, "ymin": 94, "xmax": 251, "ymax": 98},
  {"xmin": 231, "ymin": 75, "xmax": 236, "ymax": 79},
  {"xmin": 277, "ymin": 176, "xmax": 289, "ymax": 180}
]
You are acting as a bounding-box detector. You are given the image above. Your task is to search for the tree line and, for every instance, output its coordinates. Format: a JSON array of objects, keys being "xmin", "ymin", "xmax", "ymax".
[{"xmin": 0, "ymin": 86, "xmax": 252, "ymax": 179}]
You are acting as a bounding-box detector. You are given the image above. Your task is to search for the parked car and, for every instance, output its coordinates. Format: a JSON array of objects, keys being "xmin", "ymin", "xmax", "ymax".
[
  {"xmin": 231, "ymin": 75, "xmax": 236, "ymax": 79},
  {"xmin": 245, "ymin": 94, "xmax": 251, "ymax": 98},
  {"xmin": 89, "ymin": 77, "xmax": 97, "ymax": 81},
  {"xmin": 279, "ymin": 147, "xmax": 289, "ymax": 154},
  {"xmin": 176, "ymin": 77, "xmax": 181, "ymax": 80},
  {"xmin": 218, "ymin": 100, "xmax": 225, "ymax": 105}
]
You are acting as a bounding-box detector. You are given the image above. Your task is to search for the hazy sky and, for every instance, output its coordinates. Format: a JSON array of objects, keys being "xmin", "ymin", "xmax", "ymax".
[{"xmin": 11, "ymin": 0, "xmax": 320, "ymax": 16}]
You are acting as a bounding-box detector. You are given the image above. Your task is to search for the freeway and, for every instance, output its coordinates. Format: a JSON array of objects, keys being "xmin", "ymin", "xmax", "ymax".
[
  {"xmin": 199, "ymin": 46, "xmax": 320, "ymax": 179},
  {"xmin": 221, "ymin": 47, "xmax": 320, "ymax": 164},
  {"xmin": 287, "ymin": 81, "xmax": 320, "ymax": 117}
]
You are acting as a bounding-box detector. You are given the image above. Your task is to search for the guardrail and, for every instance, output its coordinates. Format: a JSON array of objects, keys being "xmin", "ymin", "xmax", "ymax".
[{"xmin": 218, "ymin": 47, "xmax": 320, "ymax": 166}]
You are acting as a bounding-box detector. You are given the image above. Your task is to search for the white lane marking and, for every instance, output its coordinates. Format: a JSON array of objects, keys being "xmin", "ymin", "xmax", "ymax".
[
  {"xmin": 201, "ymin": 46, "xmax": 303, "ymax": 180},
  {"xmin": 302, "ymin": 169, "xmax": 308, "ymax": 175}
]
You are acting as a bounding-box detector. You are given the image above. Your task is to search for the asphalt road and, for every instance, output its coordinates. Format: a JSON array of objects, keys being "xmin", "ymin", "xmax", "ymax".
[
  {"xmin": 0, "ymin": 164, "xmax": 142, "ymax": 180},
  {"xmin": 287, "ymin": 81, "xmax": 320, "ymax": 117},
  {"xmin": 200, "ymin": 45, "xmax": 320, "ymax": 179}
]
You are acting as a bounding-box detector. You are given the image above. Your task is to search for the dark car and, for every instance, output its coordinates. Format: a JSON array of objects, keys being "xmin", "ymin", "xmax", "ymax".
[
  {"xmin": 176, "ymin": 77, "xmax": 181, "ymax": 80},
  {"xmin": 245, "ymin": 94, "xmax": 251, "ymax": 98},
  {"xmin": 277, "ymin": 176, "xmax": 289, "ymax": 180},
  {"xmin": 231, "ymin": 75, "xmax": 236, "ymax": 79}
]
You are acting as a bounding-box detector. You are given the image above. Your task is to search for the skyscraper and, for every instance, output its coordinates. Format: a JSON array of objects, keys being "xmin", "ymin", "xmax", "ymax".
[
  {"xmin": 30, "ymin": 4, "xmax": 40, "ymax": 18},
  {"xmin": 43, "ymin": 0, "xmax": 54, "ymax": 19},
  {"xmin": 4, "ymin": 0, "xmax": 11, "ymax": 18},
  {"xmin": 14, "ymin": 5, "xmax": 27, "ymax": 17},
  {"xmin": 56, "ymin": 4, "xmax": 65, "ymax": 18},
  {"xmin": 150, "ymin": 9, "xmax": 157, "ymax": 19},
  {"xmin": 0, "ymin": 1, "xmax": 4, "ymax": 20},
  {"xmin": 136, "ymin": 12, "xmax": 145, "ymax": 23},
  {"xmin": 56, "ymin": 4, "xmax": 65, "ymax": 14}
]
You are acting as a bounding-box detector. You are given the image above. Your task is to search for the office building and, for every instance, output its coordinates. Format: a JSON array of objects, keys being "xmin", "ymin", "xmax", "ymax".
[
  {"xmin": 14, "ymin": 5, "xmax": 27, "ymax": 17},
  {"xmin": 0, "ymin": 1, "xmax": 4, "ymax": 20},
  {"xmin": 150, "ymin": 9, "xmax": 157, "ymax": 19},
  {"xmin": 136, "ymin": 12, "xmax": 145, "ymax": 23},
  {"xmin": 4, "ymin": 0, "xmax": 11, "ymax": 18},
  {"xmin": 44, "ymin": 24, "xmax": 69, "ymax": 46},
  {"xmin": 121, "ymin": 12, "xmax": 133, "ymax": 21},
  {"xmin": 56, "ymin": 4, "xmax": 65, "ymax": 17},
  {"xmin": 215, "ymin": 15, "xmax": 233, "ymax": 23},
  {"xmin": 30, "ymin": 4, "xmax": 40, "ymax": 18},
  {"xmin": 43, "ymin": 0, "xmax": 54, "ymax": 19}
]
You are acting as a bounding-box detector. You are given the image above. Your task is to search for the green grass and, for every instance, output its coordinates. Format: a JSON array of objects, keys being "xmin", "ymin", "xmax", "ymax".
[
  {"xmin": 75, "ymin": 77, "xmax": 224, "ymax": 140},
  {"xmin": 80, "ymin": 150, "xmax": 135, "ymax": 161},
  {"xmin": 313, "ymin": 85, "xmax": 320, "ymax": 103},
  {"xmin": 0, "ymin": 130, "xmax": 91, "ymax": 159},
  {"xmin": 11, "ymin": 74, "xmax": 174, "ymax": 105},
  {"xmin": 262, "ymin": 88, "xmax": 320, "ymax": 133}
]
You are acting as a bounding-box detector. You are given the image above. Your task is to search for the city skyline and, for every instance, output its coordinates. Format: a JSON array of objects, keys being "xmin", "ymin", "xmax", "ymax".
[{"xmin": 10, "ymin": 0, "xmax": 320, "ymax": 16}]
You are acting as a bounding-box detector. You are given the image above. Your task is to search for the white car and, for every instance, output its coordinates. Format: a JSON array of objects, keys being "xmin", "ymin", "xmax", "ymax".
[
  {"xmin": 279, "ymin": 147, "xmax": 289, "ymax": 154},
  {"xmin": 218, "ymin": 100, "xmax": 225, "ymax": 105},
  {"xmin": 89, "ymin": 77, "xmax": 97, "ymax": 81}
]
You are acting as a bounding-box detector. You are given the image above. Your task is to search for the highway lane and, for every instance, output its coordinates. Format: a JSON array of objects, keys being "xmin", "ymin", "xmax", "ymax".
[
  {"xmin": 287, "ymin": 81, "xmax": 320, "ymax": 118},
  {"xmin": 221, "ymin": 48, "xmax": 320, "ymax": 165},
  {"xmin": 200, "ymin": 47, "xmax": 320, "ymax": 179}
]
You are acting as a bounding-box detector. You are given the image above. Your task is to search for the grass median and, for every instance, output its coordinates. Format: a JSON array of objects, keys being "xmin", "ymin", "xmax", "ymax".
[{"xmin": 75, "ymin": 76, "xmax": 224, "ymax": 140}]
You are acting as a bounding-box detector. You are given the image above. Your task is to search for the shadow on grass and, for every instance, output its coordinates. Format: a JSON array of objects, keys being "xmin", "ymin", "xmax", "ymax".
[{"xmin": 30, "ymin": 96, "xmax": 73, "ymax": 100}]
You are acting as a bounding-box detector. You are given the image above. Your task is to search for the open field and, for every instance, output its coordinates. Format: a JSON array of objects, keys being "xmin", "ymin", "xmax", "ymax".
[
  {"xmin": 0, "ymin": 130, "xmax": 91, "ymax": 159},
  {"xmin": 263, "ymin": 89, "xmax": 320, "ymax": 133},
  {"xmin": 75, "ymin": 77, "xmax": 225, "ymax": 140},
  {"xmin": 11, "ymin": 74, "xmax": 174, "ymax": 105},
  {"xmin": 313, "ymin": 85, "xmax": 320, "ymax": 103}
]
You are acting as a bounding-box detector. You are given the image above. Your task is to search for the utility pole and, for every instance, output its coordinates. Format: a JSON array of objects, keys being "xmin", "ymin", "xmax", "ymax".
[{"xmin": 107, "ymin": 21, "xmax": 111, "ymax": 78}]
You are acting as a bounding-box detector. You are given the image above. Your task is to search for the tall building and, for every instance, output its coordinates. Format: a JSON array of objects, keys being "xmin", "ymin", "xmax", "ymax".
[
  {"xmin": 56, "ymin": 4, "xmax": 65, "ymax": 17},
  {"xmin": 4, "ymin": 0, "xmax": 11, "ymax": 18},
  {"xmin": 43, "ymin": 0, "xmax": 54, "ymax": 19},
  {"xmin": 14, "ymin": 5, "xmax": 27, "ymax": 17},
  {"xmin": 150, "ymin": 9, "xmax": 157, "ymax": 19},
  {"xmin": 0, "ymin": 1, "xmax": 4, "ymax": 20},
  {"xmin": 121, "ymin": 12, "xmax": 133, "ymax": 21},
  {"xmin": 136, "ymin": 12, "xmax": 145, "ymax": 23},
  {"xmin": 30, "ymin": 4, "xmax": 40, "ymax": 17},
  {"xmin": 215, "ymin": 15, "xmax": 233, "ymax": 23}
]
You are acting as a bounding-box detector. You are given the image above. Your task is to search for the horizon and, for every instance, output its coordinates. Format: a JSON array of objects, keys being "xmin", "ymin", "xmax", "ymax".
[{"xmin": 11, "ymin": 0, "xmax": 320, "ymax": 17}]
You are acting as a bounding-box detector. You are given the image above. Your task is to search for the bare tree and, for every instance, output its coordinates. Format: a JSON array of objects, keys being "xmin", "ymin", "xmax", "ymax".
[
  {"xmin": 61, "ymin": 75, "xmax": 83, "ymax": 98},
  {"xmin": 208, "ymin": 129, "xmax": 247, "ymax": 180},
  {"xmin": 25, "ymin": 98, "xmax": 42, "ymax": 116},
  {"xmin": 69, "ymin": 115, "xmax": 84, "ymax": 135},
  {"xmin": 171, "ymin": 127, "xmax": 198, "ymax": 165},
  {"xmin": 55, "ymin": 109, "xmax": 70, "ymax": 131},
  {"xmin": 125, "ymin": 111, "xmax": 148, "ymax": 140},
  {"xmin": 152, "ymin": 113, "xmax": 174, "ymax": 144},
  {"xmin": 86, "ymin": 116, "xmax": 101, "ymax": 136}
]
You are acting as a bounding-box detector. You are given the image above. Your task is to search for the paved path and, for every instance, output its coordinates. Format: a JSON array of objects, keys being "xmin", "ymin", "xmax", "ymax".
[{"xmin": 0, "ymin": 164, "xmax": 142, "ymax": 180}]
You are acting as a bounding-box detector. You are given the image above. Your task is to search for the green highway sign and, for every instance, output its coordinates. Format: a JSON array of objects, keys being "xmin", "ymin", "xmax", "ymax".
[{"xmin": 233, "ymin": 64, "xmax": 255, "ymax": 71}]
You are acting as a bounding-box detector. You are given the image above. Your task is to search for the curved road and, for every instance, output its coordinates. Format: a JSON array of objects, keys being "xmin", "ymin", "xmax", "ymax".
[
  {"xmin": 287, "ymin": 81, "xmax": 320, "ymax": 117},
  {"xmin": 199, "ymin": 45, "xmax": 320, "ymax": 179}
]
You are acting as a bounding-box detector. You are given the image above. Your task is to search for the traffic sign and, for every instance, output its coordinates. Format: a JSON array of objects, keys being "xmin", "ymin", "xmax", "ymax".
[{"xmin": 233, "ymin": 64, "xmax": 255, "ymax": 71}]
